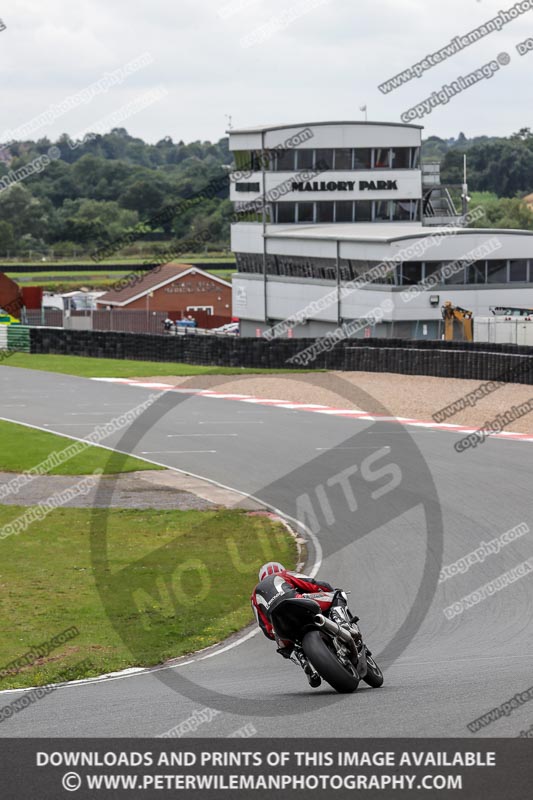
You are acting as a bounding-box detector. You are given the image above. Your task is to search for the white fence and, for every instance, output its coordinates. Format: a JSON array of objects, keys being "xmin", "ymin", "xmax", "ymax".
[{"xmin": 475, "ymin": 316, "xmax": 533, "ymax": 346}]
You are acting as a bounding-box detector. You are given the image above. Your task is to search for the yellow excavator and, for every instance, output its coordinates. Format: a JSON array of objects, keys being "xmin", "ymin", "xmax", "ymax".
[{"xmin": 441, "ymin": 301, "xmax": 473, "ymax": 342}]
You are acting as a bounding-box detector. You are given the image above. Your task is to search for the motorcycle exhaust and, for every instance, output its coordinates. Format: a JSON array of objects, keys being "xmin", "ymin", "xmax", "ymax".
[{"xmin": 314, "ymin": 614, "xmax": 354, "ymax": 646}]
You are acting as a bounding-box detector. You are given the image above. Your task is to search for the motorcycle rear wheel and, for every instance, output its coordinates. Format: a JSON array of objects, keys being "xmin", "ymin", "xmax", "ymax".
[{"xmin": 302, "ymin": 630, "xmax": 359, "ymax": 694}]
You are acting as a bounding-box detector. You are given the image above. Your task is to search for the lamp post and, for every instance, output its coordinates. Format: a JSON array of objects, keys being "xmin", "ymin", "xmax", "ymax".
[
  {"xmin": 146, "ymin": 291, "xmax": 154, "ymax": 330},
  {"xmin": 461, "ymin": 154, "xmax": 470, "ymax": 217}
]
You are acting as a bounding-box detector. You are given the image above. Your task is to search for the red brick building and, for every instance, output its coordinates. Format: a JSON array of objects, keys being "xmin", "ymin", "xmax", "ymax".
[{"xmin": 97, "ymin": 263, "xmax": 232, "ymax": 322}]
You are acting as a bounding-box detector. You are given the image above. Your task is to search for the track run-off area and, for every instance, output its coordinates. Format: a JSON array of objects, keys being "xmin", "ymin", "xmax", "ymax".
[{"xmin": 0, "ymin": 366, "xmax": 532, "ymax": 738}]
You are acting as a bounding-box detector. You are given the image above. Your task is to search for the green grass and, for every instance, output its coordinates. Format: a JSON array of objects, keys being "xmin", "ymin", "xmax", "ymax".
[
  {"xmin": 7, "ymin": 265, "xmax": 236, "ymax": 291},
  {"xmin": 0, "ymin": 255, "xmax": 236, "ymax": 268},
  {"xmin": 6, "ymin": 272, "xmax": 128, "ymax": 294},
  {"xmin": 0, "ymin": 506, "xmax": 296, "ymax": 689},
  {"xmin": 0, "ymin": 419, "xmax": 161, "ymax": 475},
  {"xmin": 7, "ymin": 271, "xmax": 131, "ymax": 280},
  {"xmin": 4, "ymin": 353, "xmax": 308, "ymax": 378},
  {"xmin": 205, "ymin": 268, "xmax": 235, "ymax": 282},
  {"xmin": 8, "ymin": 279, "xmax": 124, "ymax": 292}
]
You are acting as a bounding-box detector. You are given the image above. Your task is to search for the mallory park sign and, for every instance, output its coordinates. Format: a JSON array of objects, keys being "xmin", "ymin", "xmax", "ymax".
[{"xmin": 292, "ymin": 179, "xmax": 399, "ymax": 192}]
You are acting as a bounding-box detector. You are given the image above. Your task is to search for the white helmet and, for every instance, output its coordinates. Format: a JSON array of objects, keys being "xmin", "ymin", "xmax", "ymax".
[{"xmin": 258, "ymin": 562, "xmax": 285, "ymax": 582}]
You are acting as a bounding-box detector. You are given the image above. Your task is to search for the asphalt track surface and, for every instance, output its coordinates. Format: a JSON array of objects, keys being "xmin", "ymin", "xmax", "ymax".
[{"xmin": 0, "ymin": 366, "xmax": 532, "ymax": 738}]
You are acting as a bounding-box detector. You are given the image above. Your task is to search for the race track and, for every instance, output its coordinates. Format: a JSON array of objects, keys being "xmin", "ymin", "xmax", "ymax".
[{"xmin": 0, "ymin": 366, "xmax": 532, "ymax": 738}]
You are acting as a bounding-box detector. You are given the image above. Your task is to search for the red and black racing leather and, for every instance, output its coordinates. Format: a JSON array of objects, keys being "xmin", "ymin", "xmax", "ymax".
[{"xmin": 251, "ymin": 570, "xmax": 334, "ymax": 640}]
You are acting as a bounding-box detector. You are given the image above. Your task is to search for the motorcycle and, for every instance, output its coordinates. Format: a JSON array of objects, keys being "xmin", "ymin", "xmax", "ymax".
[{"xmin": 270, "ymin": 590, "xmax": 383, "ymax": 693}]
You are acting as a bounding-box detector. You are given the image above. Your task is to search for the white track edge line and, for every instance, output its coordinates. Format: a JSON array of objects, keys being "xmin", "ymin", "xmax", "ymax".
[{"xmin": 0, "ymin": 414, "xmax": 321, "ymax": 696}]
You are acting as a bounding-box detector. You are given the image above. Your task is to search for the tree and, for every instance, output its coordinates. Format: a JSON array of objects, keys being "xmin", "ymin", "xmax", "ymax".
[
  {"xmin": 469, "ymin": 192, "xmax": 533, "ymax": 231},
  {"xmin": 0, "ymin": 184, "xmax": 51, "ymax": 239},
  {"xmin": 54, "ymin": 199, "xmax": 138, "ymax": 244},
  {"xmin": 119, "ymin": 179, "xmax": 166, "ymax": 216},
  {"xmin": 0, "ymin": 220, "xmax": 15, "ymax": 252}
]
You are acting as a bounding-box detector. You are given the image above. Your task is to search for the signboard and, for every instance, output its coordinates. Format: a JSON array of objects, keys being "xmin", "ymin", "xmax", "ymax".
[
  {"xmin": 292, "ymin": 180, "xmax": 398, "ymax": 192},
  {"xmin": 234, "ymin": 286, "xmax": 247, "ymax": 312}
]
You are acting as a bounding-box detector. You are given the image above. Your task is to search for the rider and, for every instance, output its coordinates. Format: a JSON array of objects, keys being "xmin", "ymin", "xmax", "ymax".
[{"xmin": 251, "ymin": 561, "xmax": 358, "ymax": 688}]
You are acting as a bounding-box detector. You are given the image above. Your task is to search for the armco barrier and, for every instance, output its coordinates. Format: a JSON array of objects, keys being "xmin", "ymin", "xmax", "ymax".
[{"xmin": 28, "ymin": 328, "xmax": 533, "ymax": 385}]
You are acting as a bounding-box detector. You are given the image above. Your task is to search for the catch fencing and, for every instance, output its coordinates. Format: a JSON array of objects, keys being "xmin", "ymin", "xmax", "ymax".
[{"xmin": 23, "ymin": 310, "xmax": 232, "ymax": 335}]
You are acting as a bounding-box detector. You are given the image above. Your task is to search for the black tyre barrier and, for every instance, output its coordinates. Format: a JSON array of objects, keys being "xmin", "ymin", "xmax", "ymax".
[{"xmin": 28, "ymin": 328, "xmax": 533, "ymax": 385}]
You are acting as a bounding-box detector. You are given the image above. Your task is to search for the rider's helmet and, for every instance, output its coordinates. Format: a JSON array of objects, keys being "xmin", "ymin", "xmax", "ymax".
[{"xmin": 258, "ymin": 562, "xmax": 285, "ymax": 582}]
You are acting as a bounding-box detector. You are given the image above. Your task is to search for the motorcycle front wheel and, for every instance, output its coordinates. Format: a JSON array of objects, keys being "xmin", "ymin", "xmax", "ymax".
[{"xmin": 302, "ymin": 630, "xmax": 359, "ymax": 694}]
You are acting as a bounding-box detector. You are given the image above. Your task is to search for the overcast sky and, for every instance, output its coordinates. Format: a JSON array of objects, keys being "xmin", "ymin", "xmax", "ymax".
[{"xmin": 2, "ymin": 0, "xmax": 532, "ymax": 145}]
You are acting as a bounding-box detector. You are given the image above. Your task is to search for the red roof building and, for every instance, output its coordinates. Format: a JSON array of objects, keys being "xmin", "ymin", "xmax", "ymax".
[{"xmin": 97, "ymin": 263, "xmax": 233, "ymax": 319}]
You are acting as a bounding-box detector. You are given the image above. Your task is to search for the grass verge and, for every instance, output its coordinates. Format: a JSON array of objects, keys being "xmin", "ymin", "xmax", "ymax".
[
  {"xmin": 0, "ymin": 506, "xmax": 296, "ymax": 689},
  {"xmin": 205, "ymin": 269, "xmax": 234, "ymax": 282},
  {"xmin": 4, "ymin": 353, "xmax": 309, "ymax": 378},
  {"xmin": 0, "ymin": 419, "xmax": 162, "ymax": 475},
  {"xmin": 1, "ymin": 256, "xmax": 236, "ymax": 268},
  {"xmin": 7, "ymin": 271, "xmax": 130, "ymax": 280}
]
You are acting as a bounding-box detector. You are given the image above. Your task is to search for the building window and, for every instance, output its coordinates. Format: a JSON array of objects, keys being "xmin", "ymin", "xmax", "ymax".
[
  {"xmin": 335, "ymin": 201, "xmax": 354, "ymax": 222},
  {"xmin": 234, "ymin": 203, "xmax": 264, "ymax": 223},
  {"xmin": 466, "ymin": 262, "xmax": 487, "ymax": 284},
  {"xmin": 487, "ymin": 260, "xmax": 508, "ymax": 283},
  {"xmin": 297, "ymin": 202, "xmax": 314, "ymax": 223},
  {"xmin": 353, "ymin": 148, "xmax": 372, "ymax": 169},
  {"xmin": 354, "ymin": 201, "xmax": 372, "ymax": 221},
  {"xmin": 443, "ymin": 262, "xmax": 466, "ymax": 284},
  {"xmin": 276, "ymin": 202, "xmax": 296, "ymax": 223},
  {"xmin": 248, "ymin": 151, "xmax": 260, "ymax": 171},
  {"xmin": 275, "ymin": 149, "xmax": 296, "ymax": 171},
  {"xmin": 236, "ymin": 253, "xmax": 411, "ymax": 282},
  {"xmin": 234, "ymin": 150, "xmax": 254, "ymax": 171},
  {"xmin": 391, "ymin": 199, "xmax": 416, "ymax": 221},
  {"xmin": 373, "ymin": 148, "xmax": 391, "ymax": 169},
  {"xmin": 296, "ymin": 149, "xmax": 314, "ymax": 169},
  {"xmin": 187, "ymin": 305, "xmax": 213, "ymax": 314},
  {"xmin": 402, "ymin": 262, "xmax": 423, "ymax": 285},
  {"xmin": 423, "ymin": 263, "xmax": 441, "ymax": 281},
  {"xmin": 374, "ymin": 200, "xmax": 391, "ymax": 221},
  {"xmin": 234, "ymin": 146, "xmax": 423, "ymax": 175},
  {"xmin": 391, "ymin": 148, "xmax": 410, "ymax": 169},
  {"xmin": 316, "ymin": 202, "xmax": 334, "ymax": 223},
  {"xmin": 235, "ymin": 182, "xmax": 260, "ymax": 192},
  {"xmin": 314, "ymin": 149, "xmax": 334, "ymax": 170},
  {"xmin": 509, "ymin": 259, "xmax": 528, "ymax": 281},
  {"xmin": 334, "ymin": 149, "xmax": 353, "ymax": 170}
]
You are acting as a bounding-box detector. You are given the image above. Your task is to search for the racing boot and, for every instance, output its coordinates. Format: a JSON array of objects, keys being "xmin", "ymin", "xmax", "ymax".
[
  {"xmin": 294, "ymin": 647, "xmax": 321, "ymax": 688},
  {"xmin": 330, "ymin": 595, "xmax": 352, "ymax": 630},
  {"xmin": 331, "ymin": 593, "xmax": 362, "ymax": 643}
]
